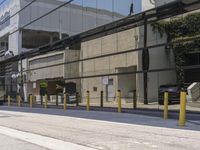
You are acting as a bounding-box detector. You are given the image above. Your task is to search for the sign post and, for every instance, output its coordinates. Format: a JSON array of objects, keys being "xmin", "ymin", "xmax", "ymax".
[{"xmin": 40, "ymin": 80, "xmax": 48, "ymax": 105}]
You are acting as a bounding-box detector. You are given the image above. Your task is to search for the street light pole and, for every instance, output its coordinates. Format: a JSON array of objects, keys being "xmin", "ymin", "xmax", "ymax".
[
  {"xmin": 20, "ymin": 59, "xmax": 24, "ymax": 102},
  {"xmin": 143, "ymin": 15, "xmax": 149, "ymax": 105}
]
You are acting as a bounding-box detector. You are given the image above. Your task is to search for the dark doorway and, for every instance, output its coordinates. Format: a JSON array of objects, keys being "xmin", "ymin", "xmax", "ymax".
[
  {"xmin": 185, "ymin": 53, "xmax": 200, "ymax": 83},
  {"xmin": 65, "ymin": 82, "xmax": 76, "ymax": 95}
]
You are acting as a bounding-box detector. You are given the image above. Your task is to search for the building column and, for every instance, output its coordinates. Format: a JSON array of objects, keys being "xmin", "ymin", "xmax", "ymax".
[
  {"xmin": 142, "ymin": 17, "xmax": 149, "ymax": 104},
  {"xmin": 18, "ymin": 30, "xmax": 22, "ymax": 53}
]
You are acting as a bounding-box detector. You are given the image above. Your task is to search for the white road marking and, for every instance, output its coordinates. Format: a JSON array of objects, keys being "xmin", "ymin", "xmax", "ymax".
[
  {"xmin": 133, "ymin": 141, "xmax": 140, "ymax": 144},
  {"xmin": 152, "ymin": 145, "xmax": 158, "ymax": 148},
  {"xmin": 133, "ymin": 140, "xmax": 159, "ymax": 148},
  {"xmin": 0, "ymin": 126, "xmax": 96, "ymax": 150},
  {"xmin": 143, "ymin": 142, "xmax": 150, "ymax": 145}
]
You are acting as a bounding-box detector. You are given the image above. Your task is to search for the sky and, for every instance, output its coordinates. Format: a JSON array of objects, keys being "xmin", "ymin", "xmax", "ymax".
[
  {"xmin": 0, "ymin": 0, "xmax": 141, "ymax": 16},
  {"xmin": 73, "ymin": 0, "xmax": 141, "ymax": 15},
  {"xmin": 0, "ymin": 0, "xmax": 8, "ymax": 6},
  {"xmin": 0, "ymin": 0, "xmax": 9, "ymax": 12}
]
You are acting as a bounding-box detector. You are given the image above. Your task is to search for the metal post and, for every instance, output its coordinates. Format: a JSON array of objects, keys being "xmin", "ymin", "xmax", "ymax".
[
  {"xmin": 20, "ymin": 59, "xmax": 24, "ymax": 102},
  {"xmin": 64, "ymin": 93, "xmax": 67, "ymax": 110},
  {"xmin": 44, "ymin": 94, "xmax": 48, "ymax": 109},
  {"xmin": 179, "ymin": 91, "xmax": 186, "ymax": 126},
  {"xmin": 41, "ymin": 95, "xmax": 43, "ymax": 105},
  {"xmin": 86, "ymin": 91, "xmax": 90, "ymax": 111},
  {"xmin": 164, "ymin": 92, "xmax": 169, "ymax": 119},
  {"xmin": 133, "ymin": 90, "xmax": 137, "ymax": 109},
  {"xmin": 100, "ymin": 91, "xmax": 103, "ymax": 108},
  {"xmin": 56, "ymin": 94, "xmax": 58, "ymax": 106},
  {"xmin": 117, "ymin": 90, "xmax": 122, "ymax": 113},
  {"xmin": 143, "ymin": 16, "xmax": 149, "ymax": 105},
  {"xmin": 30, "ymin": 94, "xmax": 33, "ymax": 108},
  {"xmin": 8, "ymin": 95, "xmax": 11, "ymax": 108},
  {"xmin": 76, "ymin": 92, "xmax": 79, "ymax": 107}
]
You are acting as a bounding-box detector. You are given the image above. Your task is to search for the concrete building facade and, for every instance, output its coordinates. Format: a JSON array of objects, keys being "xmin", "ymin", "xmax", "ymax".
[
  {"xmin": 0, "ymin": 0, "xmax": 124, "ymax": 59},
  {"xmin": 79, "ymin": 0, "xmax": 177, "ymax": 103},
  {"xmin": 0, "ymin": 0, "xmax": 123, "ymax": 99},
  {"xmin": 0, "ymin": 0, "xmax": 179, "ymax": 103},
  {"xmin": 80, "ymin": 25, "xmax": 176, "ymax": 103},
  {"xmin": 26, "ymin": 49, "xmax": 80, "ymax": 101}
]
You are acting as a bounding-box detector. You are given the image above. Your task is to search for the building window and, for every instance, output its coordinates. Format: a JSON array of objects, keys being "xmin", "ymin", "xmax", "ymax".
[
  {"xmin": 108, "ymin": 79, "xmax": 113, "ymax": 85},
  {"xmin": 186, "ymin": 53, "xmax": 200, "ymax": 65},
  {"xmin": 93, "ymin": 87, "xmax": 97, "ymax": 92}
]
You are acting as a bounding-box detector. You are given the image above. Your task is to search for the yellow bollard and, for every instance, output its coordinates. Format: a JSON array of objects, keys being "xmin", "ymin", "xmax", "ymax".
[
  {"xmin": 117, "ymin": 90, "xmax": 122, "ymax": 113},
  {"xmin": 30, "ymin": 94, "xmax": 33, "ymax": 108},
  {"xmin": 86, "ymin": 91, "xmax": 90, "ymax": 111},
  {"xmin": 8, "ymin": 95, "xmax": 11, "ymax": 108},
  {"xmin": 163, "ymin": 92, "xmax": 169, "ymax": 119},
  {"xmin": 64, "ymin": 93, "xmax": 67, "ymax": 111},
  {"xmin": 17, "ymin": 95, "xmax": 21, "ymax": 108},
  {"xmin": 44, "ymin": 94, "xmax": 48, "ymax": 109},
  {"xmin": 179, "ymin": 91, "xmax": 187, "ymax": 126}
]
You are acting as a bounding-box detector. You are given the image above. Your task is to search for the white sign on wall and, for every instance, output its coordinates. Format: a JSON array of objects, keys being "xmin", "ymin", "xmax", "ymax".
[
  {"xmin": 102, "ymin": 76, "xmax": 109, "ymax": 85},
  {"xmin": 33, "ymin": 82, "xmax": 36, "ymax": 89}
]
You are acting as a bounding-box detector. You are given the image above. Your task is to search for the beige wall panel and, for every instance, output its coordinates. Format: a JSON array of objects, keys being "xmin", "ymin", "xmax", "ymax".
[{"xmin": 101, "ymin": 34, "xmax": 117, "ymax": 54}]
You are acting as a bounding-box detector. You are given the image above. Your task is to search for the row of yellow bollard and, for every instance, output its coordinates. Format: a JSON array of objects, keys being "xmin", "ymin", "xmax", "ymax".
[
  {"xmin": 163, "ymin": 91, "xmax": 187, "ymax": 126},
  {"xmin": 6, "ymin": 90, "xmax": 123, "ymax": 113},
  {"xmin": 85, "ymin": 90, "xmax": 122, "ymax": 113},
  {"xmin": 7, "ymin": 95, "xmax": 21, "ymax": 108},
  {"xmin": 7, "ymin": 90, "xmax": 187, "ymax": 126}
]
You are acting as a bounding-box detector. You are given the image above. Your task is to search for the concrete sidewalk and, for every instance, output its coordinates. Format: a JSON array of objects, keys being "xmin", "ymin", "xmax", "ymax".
[
  {"xmin": 0, "ymin": 106, "xmax": 200, "ymax": 150},
  {"xmin": 0, "ymin": 105, "xmax": 199, "ymax": 131},
  {"xmin": 0, "ymin": 133, "xmax": 48, "ymax": 150},
  {"xmin": 0, "ymin": 126, "xmax": 95, "ymax": 150}
]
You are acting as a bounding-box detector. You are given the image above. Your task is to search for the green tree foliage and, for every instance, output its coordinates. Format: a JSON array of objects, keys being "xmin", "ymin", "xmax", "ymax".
[{"xmin": 151, "ymin": 12, "xmax": 200, "ymax": 85}]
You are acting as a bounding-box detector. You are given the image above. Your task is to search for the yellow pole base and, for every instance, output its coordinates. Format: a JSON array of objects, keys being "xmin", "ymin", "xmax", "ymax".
[
  {"xmin": 117, "ymin": 90, "xmax": 122, "ymax": 113},
  {"xmin": 64, "ymin": 93, "xmax": 67, "ymax": 111},
  {"xmin": 179, "ymin": 92, "xmax": 186, "ymax": 126},
  {"xmin": 8, "ymin": 96, "xmax": 11, "ymax": 108},
  {"xmin": 17, "ymin": 95, "xmax": 21, "ymax": 108},
  {"xmin": 163, "ymin": 92, "xmax": 168, "ymax": 119}
]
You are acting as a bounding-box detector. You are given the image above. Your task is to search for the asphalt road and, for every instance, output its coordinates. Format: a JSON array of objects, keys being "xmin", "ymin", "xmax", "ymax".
[{"xmin": 0, "ymin": 106, "xmax": 199, "ymax": 150}]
